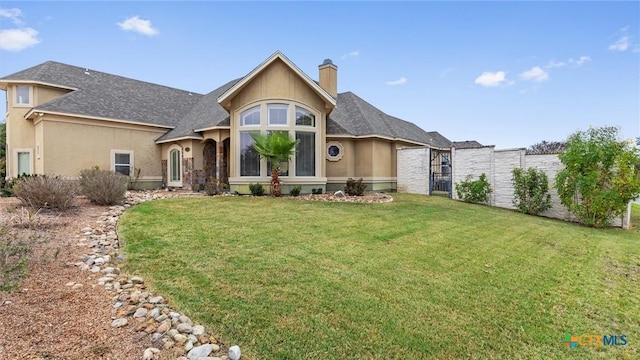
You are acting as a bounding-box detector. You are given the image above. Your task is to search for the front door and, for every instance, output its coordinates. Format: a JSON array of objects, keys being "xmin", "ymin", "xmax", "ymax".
[{"xmin": 168, "ymin": 147, "xmax": 182, "ymax": 187}]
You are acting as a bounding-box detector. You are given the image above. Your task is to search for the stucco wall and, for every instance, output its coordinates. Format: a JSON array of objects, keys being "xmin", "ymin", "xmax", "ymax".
[
  {"xmin": 41, "ymin": 116, "xmax": 164, "ymax": 182},
  {"xmin": 452, "ymin": 147, "xmax": 628, "ymax": 228},
  {"xmin": 397, "ymin": 147, "xmax": 430, "ymax": 194}
]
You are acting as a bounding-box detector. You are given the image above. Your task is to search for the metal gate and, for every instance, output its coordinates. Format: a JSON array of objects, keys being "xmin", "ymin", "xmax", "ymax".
[{"xmin": 429, "ymin": 149, "xmax": 452, "ymax": 197}]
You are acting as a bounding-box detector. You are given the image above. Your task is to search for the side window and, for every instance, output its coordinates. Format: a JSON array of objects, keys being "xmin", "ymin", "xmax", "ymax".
[
  {"xmin": 112, "ymin": 150, "xmax": 133, "ymax": 176},
  {"xmin": 15, "ymin": 85, "xmax": 31, "ymax": 106}
]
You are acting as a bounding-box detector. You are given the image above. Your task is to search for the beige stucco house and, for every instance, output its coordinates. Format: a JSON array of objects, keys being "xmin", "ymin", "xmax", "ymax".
[{"xmin": 1, "ymin": 51, "xmax": 452, "ymax": 194}]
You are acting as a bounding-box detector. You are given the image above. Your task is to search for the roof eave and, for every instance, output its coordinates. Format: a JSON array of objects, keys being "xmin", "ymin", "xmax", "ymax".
[
  {"xmin": 0, "ymin": 79, "xmax": 78, "ymax": 92},
  {"xmin": 25, "ymin": 109, "xmax": 175, "ymax": 129},
  {"xmin": 155, "ymin": 135, "xmax": 204, "ymax": 144}
]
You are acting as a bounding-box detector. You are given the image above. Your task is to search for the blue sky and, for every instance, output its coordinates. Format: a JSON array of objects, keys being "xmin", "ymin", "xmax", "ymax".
[{"xmin": 0, "ymin": 1, "xmax": 638, "ymax": 148}]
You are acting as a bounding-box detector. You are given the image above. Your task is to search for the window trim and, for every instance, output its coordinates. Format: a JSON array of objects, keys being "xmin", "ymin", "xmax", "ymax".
[
  {"xmin": 110, "ymin": 149, "xmax": 134, "ymax": 177},
  {"xmin": 14, "ymin": 85, "xmax": 33, "ymax": 107},
  {"xmin": 236, "ymin": 102, "xmax": 321, "ymax": 179},
  {"xmin": 267, "ymin": 103, "xmax": 289, "ymax": 126},
  {"xmin": 167, "ymin": 145, "xmax": 182, "ymax": 187},
  {"xmin": 326, "ymin": 141, "xmax": 344, "ymax": 161},
  {"xmin": 240, "ymin": 105, "xmax": 261, "ymax": 126},
  {"xmin": 13, "ymin": 148, "xmax": 33, "ymax": 177},
  {"xmin": 295, "ymin": 106, "xmax": 316, "ymax": 127}
]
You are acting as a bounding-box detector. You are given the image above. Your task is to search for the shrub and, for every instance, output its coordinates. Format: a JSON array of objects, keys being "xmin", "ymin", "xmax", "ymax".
[
  {"xmin": 512, "ymin": 167, "xmax": 552, "ymax": 215},
  {"xmin": 311, "ymin": 188, "xmax": 323, "ymax": 195},
  {"xmin": 0, "ymin": 158, "xmax": 6, "ymax": 189},
  {"xmin": 289, "ymin": 185, "xmax": 301, "ymax": 197},
  {"xmin": 1, "ymin": 210, "xmax": 50, "ymax": 291},
  {"xmin": 345, "ymin": 178, "xmax": 366, "ymax": 196},
  {"xmin": 249, "ymin": 183, "xmax": 265, "ymax": 196},
  {"xmin": 555, "ymin": 126, "xmax": 640, "ymax": 227},
  {"xmin": 455, "ymin": 173, "xmax": 492, "ymax": 204},
  {"xmin": 13, "ymin": 175, "xmax": 77, "ymax": 210},
  {"xmin": 205, "ymin": 178, "xmax": 218, "ymax": 196},
  {"xmin": 80, "ymin": 169, "xmax": 128, "ymax": 205}
]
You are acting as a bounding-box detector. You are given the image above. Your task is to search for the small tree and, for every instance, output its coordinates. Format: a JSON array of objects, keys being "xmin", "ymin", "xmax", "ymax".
[
  {"xmin": 512, "ymin": 167, "xmax": 551, "ymax": 215},
  {"xmin": 555, "ymin": 126, "xmax": 640, "ymax": 227},
  {"xmin": 526, "ymin": 140, "xmax": 565, "ymax": 155},
  {"xmin": 250, "ymin": 132, "xmax": 299, "ymax": 197},
  {"xmin": 455, "ymin": 173, "xmax": 492, "ymax": 204}
]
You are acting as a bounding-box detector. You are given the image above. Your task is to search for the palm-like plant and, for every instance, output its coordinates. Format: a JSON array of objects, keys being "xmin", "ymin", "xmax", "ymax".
[{"xmin": 250, "ymin": 132, "xmax": 299, "ymax": 197}]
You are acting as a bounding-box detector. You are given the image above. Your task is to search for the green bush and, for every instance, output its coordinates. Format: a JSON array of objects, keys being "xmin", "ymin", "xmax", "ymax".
[
  {"xmin": 311, "ymin": 188, "xmax": 323, "ymax": 195},
  {"xmin": 249, "ymin": 183, "xmax": 265, "ymax": 196},
  {"xmin": 80, "ymin": 169, "xmax": 128, "ymax": 205},
  {"xmin": 289, "ymin": 185, "xmax": 301, "ymax": 197},
  {"xmin": 345, "ymin": 178, "xmax": 366, "ymax": 196},
  {"xmin": 455, "ymin": 173, "xmax": 492, "ymax": 204},
  {"xmin": 512, "ymin": 167, "xmax": 552, "ymax": 215},
  {"xmin": 13, "ymin": 175, "xmax": 77, "ymax": 210},
  {"xmin": 555, "ymin": 126, "xmax": 640, "ymax": 227}
]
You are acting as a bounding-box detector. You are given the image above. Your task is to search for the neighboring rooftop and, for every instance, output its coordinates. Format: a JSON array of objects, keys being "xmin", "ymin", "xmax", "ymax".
[{"xmin": 452, "ymin": 140, "xmax": 483, "ymax": 149}]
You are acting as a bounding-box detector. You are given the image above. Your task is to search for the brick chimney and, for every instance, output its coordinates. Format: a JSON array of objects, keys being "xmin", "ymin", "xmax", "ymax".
[{"xmin": 318, "ymin": 59, "xmax": 337, "ymax": 98}]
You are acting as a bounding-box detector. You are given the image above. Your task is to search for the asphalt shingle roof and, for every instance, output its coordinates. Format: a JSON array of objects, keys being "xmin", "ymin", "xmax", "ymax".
[
  {"xmin": 452, "ymin": 140, "xmax": 483, "ymax": 149},
  {"xmin": 0, "ymin": 61, "xmax": 202, "ymax": 127},
  {"xmin": 155, "ymin": 78, "xmax": 241, "ymax": 142},
  {"xmin": 2, "ymin": 60, "xmax": 451, "ymax": 147},
  {"xmin": 328, "ymin": 92, "xmax": 452, "ymax": 148}
]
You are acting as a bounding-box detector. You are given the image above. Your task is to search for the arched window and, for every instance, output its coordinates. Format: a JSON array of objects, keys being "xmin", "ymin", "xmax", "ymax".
[{"xmin": 168, "ymin": 145, "xmax": 182, "ymax": 187}]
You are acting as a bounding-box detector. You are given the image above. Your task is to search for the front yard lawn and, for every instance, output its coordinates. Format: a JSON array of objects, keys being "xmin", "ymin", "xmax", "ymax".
[{"xmin": 119, "ymin": 194, "xmax": 639, "ymax": 359}]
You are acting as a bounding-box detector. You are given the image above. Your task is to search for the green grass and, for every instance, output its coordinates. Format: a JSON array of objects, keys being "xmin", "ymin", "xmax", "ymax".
[{"xmin": 119, "ymin": 194, "xmax": 640, "ymax": 359}]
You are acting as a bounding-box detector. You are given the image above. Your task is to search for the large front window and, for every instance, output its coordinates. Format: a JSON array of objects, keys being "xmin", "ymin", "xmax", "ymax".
[
  {"xmin": 268, "ymin": 104, "xmax": 288, "ymax": 126},
  {"xmin": 238, "ymin": 103, "xmax": 318, "ymax": 178},
  {"xmin": 296, "ymin": 132, "xmax": 315, "ymax": 176},
  {"xmin": 240, "ymin": 131, "xmax": 260, "ymax": 176}
]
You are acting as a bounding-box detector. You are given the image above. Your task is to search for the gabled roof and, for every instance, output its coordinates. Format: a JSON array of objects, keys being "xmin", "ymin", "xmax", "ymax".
[
  {"xmin": 452, "ymin": 140, "xmax": 483, "ymax": 149},
  {"xmin": 0, "ymin": 61, "xmax": 202, "ymax": 127},
  {"xmin": 328, "ymin": 92, "xmax": 452, "ymax": 148},
  {"xmin": 217, "ymin": 51, "xmax": 337, "ymax": 109}
]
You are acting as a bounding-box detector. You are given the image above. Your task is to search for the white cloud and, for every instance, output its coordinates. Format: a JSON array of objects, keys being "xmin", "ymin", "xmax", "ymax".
[
  {"xmin": 520, "ymin": 66, "xmax": 549, "ymax": 82},
  {"xmin": 609, "ymin": 36, "xmax": 629, "ymax": 51},
  {"xmin": 386, "ymin": 77, "xmax": 407, "ymax": 85},
  {"xmin": 0, "ymin": 28, "xmax": 40, "ymax": 51},
  {"xmin": 117, "ymin": 16, "xmax": 158, "ymax": 36},
  {"xmin": 569, "ymin": 56, "xmax": 591, "ymax": 66},
  {"xmin": 0, "ymin": 8, "xmax": 23, "ymax": 25},
  {"xmin": 545, "ymin": 60, "xmax": 566, "ymax": 69},
  {"xmin": 341, "ymin": 51, "xmax": 359, "ymax": 59},
  {"xmin": 474, "ymin": 71, "xmax": 507, "ymax": 87}
]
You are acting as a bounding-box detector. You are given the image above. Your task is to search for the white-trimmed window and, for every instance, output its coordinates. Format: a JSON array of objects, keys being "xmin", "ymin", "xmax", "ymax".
[
  {"xmin": 15, "ymin": 85, "xmax": 31, "ymax": 106},
  {"xmin": 296, "ymin": 131, "xmax": 315, "ymax": 176},
  {"xmin": 268, "ymin": 104, "xmax": 288, "ymax": 126},
  {"xmin": 295, "ymin": 106, "xmax": 315, "ymax": 127},
  {"xmin": 326, "ymin": 141, "xmax": 344, "ymax": 161},
  {"xmin": 241, "ymin": 106, "xmax": 261, "ymax": 126},
  {"xmin": 238, "ymin": 103, "xmax": 319, "ymax": 178},
  {"xmin": 111, "ymin": 150, "xmax": 133, "ymax": 176},
  {"xmin": 240, "ymin": 131, "xmax": 260, "ymax": 176},
  {"xmin": 168, "ymin": 145, "xmax": 182, "ymax": 187},
  {"xmin": 14, "ymin": 149, "xmax": 32, "ymax": 177}
]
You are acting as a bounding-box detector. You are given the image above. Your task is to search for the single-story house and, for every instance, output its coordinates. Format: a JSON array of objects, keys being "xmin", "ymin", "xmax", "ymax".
[{"xmin": 1, "ymin": 51, "xmax": 453, "ymax": 194}]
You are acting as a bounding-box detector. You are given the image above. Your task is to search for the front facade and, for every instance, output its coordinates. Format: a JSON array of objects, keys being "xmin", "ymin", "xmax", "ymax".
[{"xmin": 1, "ymin": 52, "xmax": 452, "ymax": 194}]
